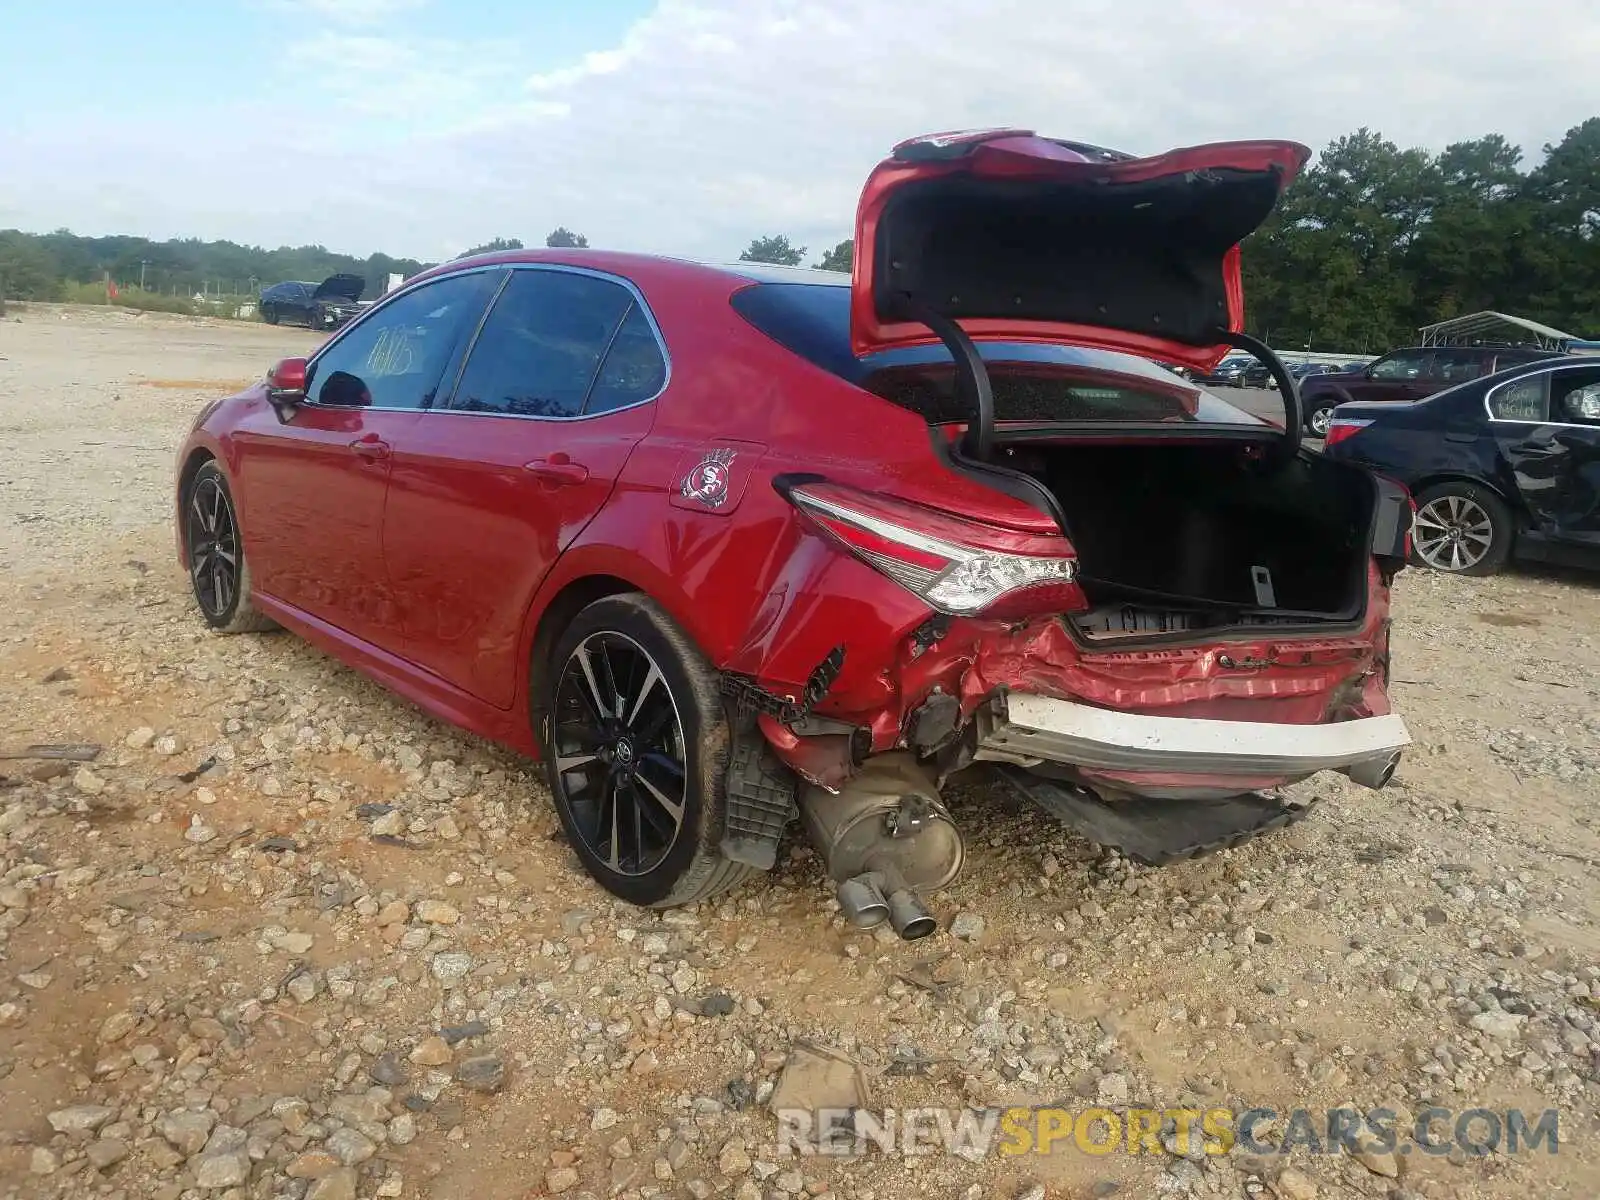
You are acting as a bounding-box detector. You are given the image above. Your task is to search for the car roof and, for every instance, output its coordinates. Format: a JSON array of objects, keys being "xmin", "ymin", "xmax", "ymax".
[
  {"xmin": 690, "ymin": 261, "xmax": 849, "ymax": 286},
  {"xmin": 436, "ymin": 247, "xmax": 848, "ymax": 289}
]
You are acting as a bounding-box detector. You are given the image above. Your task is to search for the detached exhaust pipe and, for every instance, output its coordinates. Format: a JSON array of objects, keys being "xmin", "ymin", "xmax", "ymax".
[
  {"xmin": 884, "ymin": 877, "xmax": 937, "ymax": 940},
  {"xmin": 835, "ymin": 864, "xmax": 939, "ymax": 939},
  {"xmin": 801, "ymin": 753, "xmax": 964, "ymax": 940},
  {"xmin": 836, "ymin": 873, "xmax": 890, "ymax": 928},
  {"xmin": 1343, "ymin": 751, "xmax": 1401, "ymax": 790}
]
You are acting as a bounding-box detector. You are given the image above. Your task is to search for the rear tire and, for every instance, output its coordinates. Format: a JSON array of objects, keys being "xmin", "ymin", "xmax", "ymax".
[
  {"xmin": 1306, "ymin": 401, "xmax": 1337, "ymax": 437},
  {"xmin": 1410, "ymin": 482, "xmax": 1512, "ymax": 576},
  {"xmin": 542, "ymin": 593, "xmax": 753, "ymax": 908},
  {"xmin": 184, "ymin": 462, "xmax": 277, "ymax": 633}
]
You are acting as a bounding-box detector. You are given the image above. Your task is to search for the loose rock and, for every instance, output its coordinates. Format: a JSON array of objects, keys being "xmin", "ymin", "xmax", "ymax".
[
  {"xmin": 415, "ymin": 898, "xmax": 460, "ymax": 925},
  {"xmin": 326, "ymin": 1126, "xmax": 377, "ymax": 1165},
  {"xmin": 410, "ymin": 1035, "xmax": 453, "ymax": 1066},
  {"xmin": 47, "ymin": 1103, "xmax": 116, "ymax": 1135},
  {"xmin": 718, "ymin": 1137, "xmax": 752, "ymax": 1176},
  {"xmin": 456, "ymin": 1052, "xmax": 506, "ymax": 1093},
  {"xmin": 1273, "ymin": 1168, "xmax": 1319, "ymax": 1200},
  {"xmin": 950, "ymin": 911, "xmax": 985, "ymax": 940},
  {"xmin": 307, "ymin": 1168, "xmax": 359, "ymax": 1200},
  {"xmin": 431, "ymin": 951, "xmax": 473, "ymax": 984}
]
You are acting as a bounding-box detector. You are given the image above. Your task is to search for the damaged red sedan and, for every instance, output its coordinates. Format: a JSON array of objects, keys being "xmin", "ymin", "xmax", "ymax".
[{"xmin": 175, "ymin": 130, "xmax": 1412, "ymax": 936}]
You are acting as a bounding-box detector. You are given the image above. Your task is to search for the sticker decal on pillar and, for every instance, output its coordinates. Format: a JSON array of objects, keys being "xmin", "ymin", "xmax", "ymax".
[{"xmin": 680, "ymin": 448, "xmax": 737, "ymax": 509}]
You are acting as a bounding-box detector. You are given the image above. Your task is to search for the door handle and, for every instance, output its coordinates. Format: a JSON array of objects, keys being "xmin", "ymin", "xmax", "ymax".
[
  {"xmin": 349, "ymin": 434, "xmax": 390, "ymax": 461},
  {"xmin": 523, "ymin": 454, "xmax": 589, "ymax": 485}
]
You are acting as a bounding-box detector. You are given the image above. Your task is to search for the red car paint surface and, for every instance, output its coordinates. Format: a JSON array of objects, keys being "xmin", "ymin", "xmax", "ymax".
[{"xmin": 175, "ymin": 130, "xmax": 1399, "ymax": 865}]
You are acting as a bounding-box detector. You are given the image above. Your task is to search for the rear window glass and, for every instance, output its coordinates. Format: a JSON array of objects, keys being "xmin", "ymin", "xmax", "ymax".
[
  {"xmin": 863, "ymin": 367, "xmax": 1201, "ymax": 424},
  {"xmin": 730, "ymin": 281, "xmax": 1261, "ymax": 426}
]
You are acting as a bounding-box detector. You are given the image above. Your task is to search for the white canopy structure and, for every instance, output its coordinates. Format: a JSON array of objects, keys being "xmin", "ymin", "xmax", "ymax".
[{"xmin": 1417, "ymin": 311, "xmax": 1581, "ymax": 350}]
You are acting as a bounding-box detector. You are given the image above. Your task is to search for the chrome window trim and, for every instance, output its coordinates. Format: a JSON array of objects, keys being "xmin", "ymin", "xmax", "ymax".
[
  {"xmin": 1484, "ymin": 362, "xmax": 1600, "ymax": 430},
  {"xmin": 301, "ymin": 265, "xmax": 508, "ymax": 412},
  {"xmin": 427, "ymin": 262, "xmax": 673, "ymax": 423}
]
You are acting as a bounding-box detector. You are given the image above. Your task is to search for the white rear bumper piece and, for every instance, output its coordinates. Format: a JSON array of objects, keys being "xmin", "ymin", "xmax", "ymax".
[{"xmin": 975, "ymin": 693, "xmax": 1411, "ymax": 779}]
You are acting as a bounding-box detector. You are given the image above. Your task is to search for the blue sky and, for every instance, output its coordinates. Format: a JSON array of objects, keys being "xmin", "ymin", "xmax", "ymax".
[
  {"xmin": 0, "ymin": 2, "xmax": 653, "ymax": 125},
  {"xmin": 3, "ymin": 0, "xmax": 1599, "ymax": 264}
]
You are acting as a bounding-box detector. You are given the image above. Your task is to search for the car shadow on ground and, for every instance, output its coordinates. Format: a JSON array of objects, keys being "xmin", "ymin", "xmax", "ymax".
[{"xmin": 1498, "ymin": 557, "xmax": 1600, "ymax": 591}]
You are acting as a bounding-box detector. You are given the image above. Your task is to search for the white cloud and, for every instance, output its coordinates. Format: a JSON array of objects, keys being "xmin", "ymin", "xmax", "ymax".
[
  {"xmin": 421, "ymin": 0, "xmax": 1600, "ymax": 262},
  {"xmin": 287, "ymin": 31, "xmax": 529, "ymax": 126},
  {"xmin": 8, "ymin": 0, "xmax": 1600, "ymax": 262}
]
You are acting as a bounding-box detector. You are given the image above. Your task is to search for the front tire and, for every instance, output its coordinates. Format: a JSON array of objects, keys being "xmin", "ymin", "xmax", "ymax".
[
  {"xmin": 542, "ymin": 594, "xmax": 753, "ymax": 908},
  {"xmin": 261, "ymin": 304, "xmax": 279, "ymax": 325},
  {"xmin": 1411, "ymin": 482, "xmax": 1512, "ymax": 576},
  {"xmin": 184, "ymin": 462, "xmax": 277, "ymax": 632}
]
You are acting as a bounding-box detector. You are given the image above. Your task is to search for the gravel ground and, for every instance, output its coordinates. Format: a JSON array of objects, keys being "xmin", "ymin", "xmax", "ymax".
[{"xmin": 2, "ymin": 305, "xmax": 1599, "ymax": 1200}]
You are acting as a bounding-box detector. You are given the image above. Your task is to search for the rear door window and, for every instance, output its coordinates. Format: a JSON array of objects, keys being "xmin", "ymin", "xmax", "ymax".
[
  {"xmin": 1487, "ymin": 374, "xmax": 1550, "ymax": 422},
  {"xmin": 1429, "ymin": 350, "xmax": 1486, "ymax": 383},
  {"xmin": 447, "ymin": 270, "xmax": 645, "ymax": 418}
]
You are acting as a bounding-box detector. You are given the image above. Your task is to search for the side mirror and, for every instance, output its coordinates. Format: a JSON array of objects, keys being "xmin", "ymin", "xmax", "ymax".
[
  {"xmin": 267, "ymin": 357, "xmax": 308, "ymax": 399},
  {"xmin": 266, "ymin": 357, "xmax": 308, "ymax": 418}
]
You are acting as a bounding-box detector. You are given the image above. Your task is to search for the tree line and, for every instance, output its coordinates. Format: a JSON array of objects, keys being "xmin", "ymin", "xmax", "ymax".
[
  {"xmin": 1242, "ymin": 118, "xmax": 1600, "ymax": 351},
  {"xmin": 0, "ymin": 228, "xmax": 431, "ymax": 305},
  {"xmin": 4, "ymin": 118, "xmax": 1597, "ymax": 350},
  {"xmin": 0, "ymin": 227, "xmax": 596, "ymax": 309}
]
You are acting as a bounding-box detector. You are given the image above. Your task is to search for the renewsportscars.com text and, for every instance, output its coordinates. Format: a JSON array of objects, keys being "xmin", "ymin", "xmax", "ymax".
[{"xmin": 774, "ymin": 1105, "xmax": 1561, "ymax": 1160}]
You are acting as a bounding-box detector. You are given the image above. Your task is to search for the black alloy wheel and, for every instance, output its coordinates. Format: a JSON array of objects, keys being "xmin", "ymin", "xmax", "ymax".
[
  {"xmin": 184, "ymin": 462, "xmax": 276, "ymax": 633},
  {"xmin": 188, "ymin": 471, "xmax": 240, "ymax": 621},
  {"xmin": 542, "ymin": 594, "xmax": 754, "ymax": 907},
  {"xmin": 552, "ymin": 629, "xmax": 687, "ymax": 877}
]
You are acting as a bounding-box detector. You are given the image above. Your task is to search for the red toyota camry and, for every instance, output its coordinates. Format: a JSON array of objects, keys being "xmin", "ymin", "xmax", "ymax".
[{"xmin": 175, "ymin": 130, "xmax": 1412, "ymax": 936}]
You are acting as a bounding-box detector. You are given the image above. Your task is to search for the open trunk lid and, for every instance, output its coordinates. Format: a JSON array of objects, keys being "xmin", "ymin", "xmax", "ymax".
[{"xmin": 850, "ymin": 130, "xmax": 1309, "ymax": 371}]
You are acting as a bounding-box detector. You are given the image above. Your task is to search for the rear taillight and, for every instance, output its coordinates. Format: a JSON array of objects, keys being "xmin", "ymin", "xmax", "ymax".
[
  {"xmin": 785, "ymin": 481, "xmax": 1087, "ymax": 618},
  {"xmin": 1324, "ymin": 417, "xmax": 1372, "ymax": 448}
]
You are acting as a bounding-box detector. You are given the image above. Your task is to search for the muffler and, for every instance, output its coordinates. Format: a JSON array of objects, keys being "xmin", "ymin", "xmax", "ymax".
[
  {"xmin": 1343, "ymin": 752, "xmax": 1401, "ymax": 790},
  {"xmin": 799, "ymin": 752, "xmax": 964, "ymax": 940}
]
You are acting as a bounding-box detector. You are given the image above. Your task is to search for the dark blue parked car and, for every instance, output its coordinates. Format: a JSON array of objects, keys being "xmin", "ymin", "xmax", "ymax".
[
  {"xmin": 1323, "ymin": 357, "xmax": 1600, "ymax": 575},
  {"xmin": 258, "ymin": 274, "xmax": 366, "ymax": 330}
]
